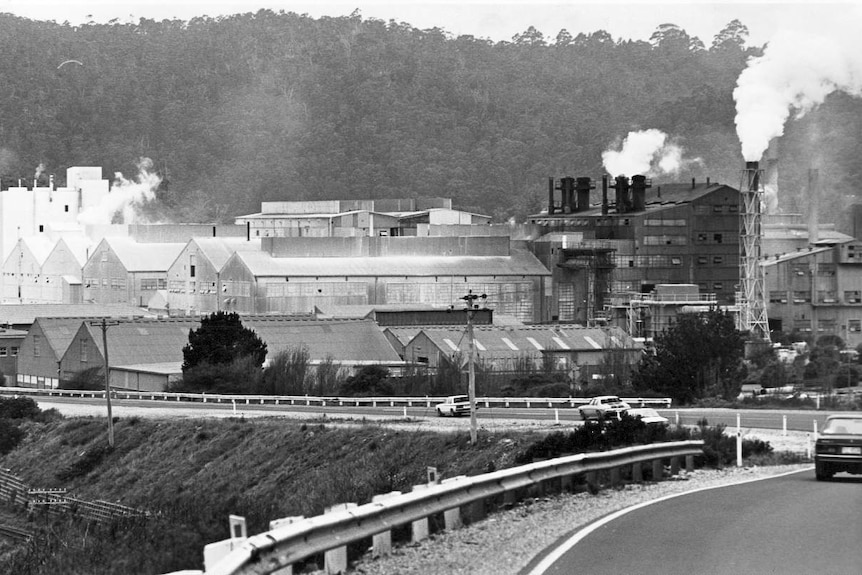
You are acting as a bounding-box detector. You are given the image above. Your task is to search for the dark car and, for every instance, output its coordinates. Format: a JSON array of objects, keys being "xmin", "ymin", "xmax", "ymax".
[{"xmin": 814, "ymin": 414, "xmax": 862, "ymax": 481}]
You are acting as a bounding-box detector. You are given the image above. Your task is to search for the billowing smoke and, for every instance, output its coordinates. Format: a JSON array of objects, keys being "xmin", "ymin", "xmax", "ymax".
[
  {"xmin": 34, "ymin": 163, "xmax": 45, "ymax": 180},
  {"xmin": 77, "ymin": 157, "xmax": 160, "ymax": 225},
  {"xmin": 734, "ymin": 30, "xmax": 862, "ymax": 160},
  {"xmin": 602, "ymin": 129, "xmax": 700, "ymax": 177}
]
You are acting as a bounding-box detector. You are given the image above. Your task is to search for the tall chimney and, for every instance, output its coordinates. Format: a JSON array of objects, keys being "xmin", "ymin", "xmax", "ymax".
[
  {"xmin": 808, "ymin": 168, "xmax": 819, "ymax": 245},
  {"xmin": 601, "ymin": 175, "xmax": 608, "ymax": 215},
  {"xmin": 575, "ymin": 177, "xmax": 594, "ymax": 212},
  {"xmin": 631, "ymin": 175, "xmax": 650, "ymax": 212},
  {"xmin": 561, "ymin": 176, "xmax": 576, "ymax": 213},
  {"xmin": 745, "ymin": 161, "xmax": 760, "ymax": 191},
  {"xmin": 548, "ymin": 177, "xmax": 555, "ymax": 215},
  {"xmin": 613, "ymin": 176, "xmax": 630, "ymax": 213}
]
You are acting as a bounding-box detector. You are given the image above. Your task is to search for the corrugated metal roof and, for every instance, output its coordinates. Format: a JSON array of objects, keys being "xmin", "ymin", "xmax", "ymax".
[
  {"xmin": 418, "ymin": 324, "xmax": 637, "ymax": 357},
  {"xmin": 100, "ymin": 237, "xmax": 185, "ymax": 271},
  {"xmin": 34, "ymin": 318, "xmax": 90, "ymax": 356},
  {"xmin": 0, "ymin": 303, "xmax": 155, "ymax": 325},
  {"xmin": 190, "ymin": 237, "xmax": 261, "ymax": 270},
  {"xmin": 88, "ymin": 317, "xmax": 401, "ymax": 366},
  {"xmin": 762, "ymin": 246, "xmax": 832, "ymax": 267},
  {"xmin": 234, "ymin": 248, "xmax": 550, "ymax": 277}
]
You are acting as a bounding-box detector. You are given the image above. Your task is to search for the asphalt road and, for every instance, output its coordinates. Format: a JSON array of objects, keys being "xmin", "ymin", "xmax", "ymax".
[
  {"xmin": 30, "ymin": 395, "xmax": 839, "ymax": 432},
  {"xmin": 528, "ymin": 468, "xmax": 862, "ymax": 575}
]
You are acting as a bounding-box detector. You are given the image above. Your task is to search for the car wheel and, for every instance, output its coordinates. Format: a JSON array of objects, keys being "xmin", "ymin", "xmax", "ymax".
[
  {"xmin": 815, "ymin": 463, "xmax": 833, "ymax": 481},
  {"xmin": 436, "ymin": 408, "xmax": 444, "ymax": 417}
]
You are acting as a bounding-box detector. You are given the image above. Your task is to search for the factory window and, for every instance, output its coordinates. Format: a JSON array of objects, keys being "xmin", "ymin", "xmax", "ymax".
[
  {"xmin": 849, "ymin": 319, "xmax": 862, "ymax": 333},
  {"xmin": 38, "ymin": 225, "xmax": 44, "ymax": 232},
  {"xmin": 769, "ymin": 291, "xmax": 787, "ymax": 303},
  {"xmin": 80, "ymin": 340, "xmax": 87, "ymax": 363},
  {"xmin": 728, "ymin": 205, "xmax": 739, "ymax": 213},
  {"xmin": 671, "ymin": 257, "xmax": 682, "ymax": 266},
  {"xmin": 697, "ymin": 233, "xmax": 707, "ymax": 243},
  {"xmin": 694, "ymin": 205, "xmax": 710, "ymax": 215},
  {"xmin": 713, "ymin": 205, "xmax": 723, "ymax": 213},
  {"xmin": 714, "ymin": 234, "xmax": 723, "ymax": 243},
  {"xmin": 845, "ymin": 291, "xmax": 861, "ymax": 303},
  {"xmin": 818, "ymin": 291, "xmax": 837, "ymax": 303},
  {"xmin": 33, "ymin": 335, "xmax": 40, "ymax": 357},
  {"xmin": 102, "ymin": 252, "xmax": 108, "ymax": 262},
  {"xmin": 792, "ymin": 291, "xmax": 811, "ymax": 303},
  {"xmin": 817, "ymin": 319, "xmax": 837, "ymax": 333},
  {"xmin": 816, "ymin": 264, "xmax": 836, "ymax": 276},
  {"xmin": 643, "ymin": 235, "xmax": 686, "ymax": 246},
  {"xmin": 0, "ymin": 348, "xmax": 6, "ymax": 357},
  {"xmin": 713, "ymin": 256, "xmax": 724, "ymax": 264},
  {"xmin": 10, "ymin": 347, "xmax": 17, "ymax": 357},
  {"xmin": 65, "ymin": 205, "xmax": 69, "ymax": 212},
  {"xmin": 713, "ymin": 283, "xmax": 723, "ymax": 290},
  {"xmin": 697, "ymin": 256, "xmax": 708, "ymax": 265}
]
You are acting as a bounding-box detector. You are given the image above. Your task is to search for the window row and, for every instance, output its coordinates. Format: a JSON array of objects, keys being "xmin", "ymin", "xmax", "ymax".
[{"xmin": 0, "ymin": 347, "xmax": 19, "ymax": 357}]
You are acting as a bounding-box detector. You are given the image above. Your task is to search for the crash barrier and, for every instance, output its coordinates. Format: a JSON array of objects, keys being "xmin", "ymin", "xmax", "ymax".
[
  {"xmin": 0, "ymin": 386, "xmax": 672, "ymax": 409},
  {"xmin": 205, "ymin": 440, "xmax": 703, "ymax": 575},
  {"xmin": 0, "ymin": 468, "xmax": 145, "ymax": 524}
]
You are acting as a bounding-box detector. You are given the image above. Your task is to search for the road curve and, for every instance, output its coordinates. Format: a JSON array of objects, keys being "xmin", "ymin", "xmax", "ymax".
[{"xmin": 527, "ymin": 468, "xmax": 862, "ymax": 575}]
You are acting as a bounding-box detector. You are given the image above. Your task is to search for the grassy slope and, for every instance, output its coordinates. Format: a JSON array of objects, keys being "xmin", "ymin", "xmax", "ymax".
[{"xmin": 0, "ymin": 414, "xmax": 543, "ymax": 574}]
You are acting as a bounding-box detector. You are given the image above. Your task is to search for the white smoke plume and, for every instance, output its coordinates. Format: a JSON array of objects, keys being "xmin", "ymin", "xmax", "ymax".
[
  {"xmin": 34, "ymin": 163, "xmax": 45, "ymax": 180},
  {"xmin": 734, "ymin": 30, "xmax": 862, "ymax": 160},
  {"xmin": 77, "ymin": 157, "xmax": 160, "ymax": 225},
  {"xmin": 602, "ymin": 129, "xmax": 700, "ymax": 177}
]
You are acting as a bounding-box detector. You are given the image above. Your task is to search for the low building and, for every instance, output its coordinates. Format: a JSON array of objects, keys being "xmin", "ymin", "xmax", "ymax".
[
  {"xmin": 1, "ymin": 236, "xmax": 55, "ymax": 303},
  {"xmin": 402, "ymin": 324, "xmax": 641, "ymax": 382},
  {"xmin": 0, "ymin": 327, "xmax": 26, "ymax": 384},
  {"xmin": 16, "ymin": 318, "xmax": 93, "ymax": 389},
  {"xmin": 165, "ymin": 237, "xmax": 261, "ymax": 316},
  {"xmin": 82, "ymin": 237, "xmax": 185, "ymax": 307}
]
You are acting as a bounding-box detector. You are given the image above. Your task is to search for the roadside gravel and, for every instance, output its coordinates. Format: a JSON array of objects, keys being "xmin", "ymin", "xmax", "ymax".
[{"xmin": 345, "ymin": 464, "xmax": 812, "ymax": 575}]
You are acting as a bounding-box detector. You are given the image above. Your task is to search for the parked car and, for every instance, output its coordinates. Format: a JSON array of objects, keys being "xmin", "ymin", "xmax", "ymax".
[
  {"xmin": 578, "ymin": 395, "xmax": 630, "ymax": 422},
  {"xmin": 814, "ymin": 414, "xmax": 862, "ymax": 481},
  {"xmin": 435, "ymin": 395, "xmax": 473, "ymax": 417},
  {"xmin": 626, "ymin": 407, "xmax": 669, "ymax": 425}
]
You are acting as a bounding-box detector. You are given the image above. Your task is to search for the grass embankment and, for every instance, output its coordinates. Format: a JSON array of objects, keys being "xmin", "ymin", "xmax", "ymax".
[{"xmin": 0, "ymin": 415, "xmax": 541, "ymax": 575}]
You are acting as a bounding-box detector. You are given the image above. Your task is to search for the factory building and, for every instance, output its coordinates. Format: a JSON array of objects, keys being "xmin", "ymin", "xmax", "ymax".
[
  {"xmin": 217, "ymin": 235, "xmax": 551, "ymax": 323},
  {"xmin": 235, "ymin": 197, "xmax": 491, "ymax": 238},
  {"xmin": 529, "ymin": 176, "xmax": 740, "ymax": 330},
  {"xmin": 763, "ymin": 238, "xmax": 862, "ymax": 348}
]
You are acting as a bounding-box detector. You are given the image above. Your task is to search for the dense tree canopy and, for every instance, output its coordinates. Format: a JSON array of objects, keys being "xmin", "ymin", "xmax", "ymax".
[
  {"xmin": 632, "ymin": 309, "xmax": 745, "ymax": 404},
  {"xmin": 0, "ymin": 11, "xmax": 858, "ymax": 229},
  {"xmin": 181, "ymin": 311, "xmax": 267, "ymax": 372}
]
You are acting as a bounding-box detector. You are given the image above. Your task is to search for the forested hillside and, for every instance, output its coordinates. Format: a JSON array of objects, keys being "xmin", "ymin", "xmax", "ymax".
[{"xmin": 0, "ymin": 10, "xmax": 859, "ymax": 227}]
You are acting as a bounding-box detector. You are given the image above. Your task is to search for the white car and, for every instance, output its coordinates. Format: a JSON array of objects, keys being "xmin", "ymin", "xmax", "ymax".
[
  {"xmin": 626, "ymin": 407, "xmax": 669, "ymax": 425},
  {"xmin": 435, "ymin": 395, "xmax": 473, "ymax": 417},
  {"xmin": 578, "ymin": 395, "xmax": 631, "ymax": 421}
]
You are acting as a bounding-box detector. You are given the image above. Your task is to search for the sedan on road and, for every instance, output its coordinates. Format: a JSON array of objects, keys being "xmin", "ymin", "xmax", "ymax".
[{"xmin": 814, "ymin": 414, "xmax": 862, "ymax": 481}]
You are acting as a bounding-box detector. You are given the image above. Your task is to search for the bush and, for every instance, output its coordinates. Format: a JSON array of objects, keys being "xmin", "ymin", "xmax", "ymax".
[
  {"xmin": 338, "ymin": 365, "xmax": 393, "ymax": 396},
  {"xmin": 0, "ymin": 396, "xmax": 41, "ymax": 419},
  {"xmin": 62, "ymin": 366, "xmax": 105, "ymax": 391},
  {"xmin": 170, "ymin": 356, "xmax": 263, "ymax": 394},
  {"xmin": 0, "ymin": 418, "xmax": 25, "ymax": 454}
]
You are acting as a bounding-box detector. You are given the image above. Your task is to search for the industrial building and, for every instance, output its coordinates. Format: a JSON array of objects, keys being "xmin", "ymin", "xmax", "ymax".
[
  {"xmin": 529, "ymin": 175, "xmax": 741, "ymax": 331},
  {"xmin": 763, "ymin": 238, "xmax": 862, "ymax": 348},
  {"xmin": 217, "ymin": 235, "xmax": 551, "ymax": 323},
  {"xmin": 235, "ymin": 197, "xmax": 492, "ymax": 238}
]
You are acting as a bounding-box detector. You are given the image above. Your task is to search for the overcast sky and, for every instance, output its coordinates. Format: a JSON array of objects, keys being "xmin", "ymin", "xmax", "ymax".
[{"xmin": 2, "ymin": 1, "xmax": 859, "ymax": 47}]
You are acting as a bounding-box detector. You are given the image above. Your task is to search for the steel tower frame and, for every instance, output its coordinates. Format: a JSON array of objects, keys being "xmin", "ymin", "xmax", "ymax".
[{"xmin": 739, "ymin": 162, "xmax": 770, "ymax": 341}]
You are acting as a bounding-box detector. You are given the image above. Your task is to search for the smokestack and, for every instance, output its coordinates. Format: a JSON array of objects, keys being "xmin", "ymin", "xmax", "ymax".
[
  {"xmin": 745, "ymin": 161, "xmax": 761, "ymax": 191},
  {"xmin": 613, "ymin": 176, "xmax": 630, "ymax": 213},
  {"xmin": 548, "ymin": 177, "xmax": 555, "ymax": 215},
  {"xmin": 808, "ymin": 168, "xmax": 819, "ymax": 245},
  {"xmin": 561, "ymin": 176, "xmax": 575, "ymax": 213},
  {"xmin": 631, "ymin": 175, "xmax": 650, "ymax": 212},
  {"xmin": 575, "ymin": 177, "xmax": 594, "ymax": 212},
  {"xmin": 601, "ymin": 175, "xmax": 608, "ymax": 215}
]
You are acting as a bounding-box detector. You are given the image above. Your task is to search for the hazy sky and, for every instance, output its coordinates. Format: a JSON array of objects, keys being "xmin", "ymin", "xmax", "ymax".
[{"xmin": 2, "ymin": 1, "xmax": 859, "ymax": 47}]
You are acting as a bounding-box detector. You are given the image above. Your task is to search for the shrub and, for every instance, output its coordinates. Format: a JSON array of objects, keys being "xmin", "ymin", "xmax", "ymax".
[
  {"xmin": 62, "ymin": 366, "xmax": 105, "ymax": 391},
  {"xmin": 0, "ymin": 396, "xmax": 41, "ymax": 419},
  {"xmin": 0, "ymin": 418, "xmax": 25, "ymax": 454},
  {"xmin": 338, "ymin": 365, "xmax": 393, "ymax": 396},
  {"xmin": 55, "ymin": 443, "xmax": 113, "ymax": 481}
]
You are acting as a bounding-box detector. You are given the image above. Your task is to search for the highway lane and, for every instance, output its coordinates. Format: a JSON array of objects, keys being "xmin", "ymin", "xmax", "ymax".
[
  {"xmin": 28, "ymin": 395, "xmax": 843, "ymax": 431},
  {"xmin": 528, "ymin": 468, "xmax": 862, "ymax": 575}
]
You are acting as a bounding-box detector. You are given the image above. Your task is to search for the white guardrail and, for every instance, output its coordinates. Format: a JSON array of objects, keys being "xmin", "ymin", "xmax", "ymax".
[
  {"xmin": 204, "ymin": 440, "xmax": 703, "ymax": 575},
  {"xmin": 0, "ymin": 387, "xmax": 672, "ymax": 409}
]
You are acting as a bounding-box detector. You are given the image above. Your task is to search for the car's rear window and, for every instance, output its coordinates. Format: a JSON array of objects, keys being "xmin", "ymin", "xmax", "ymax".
[
  {"xmin": 452, "ymin": 396, "xmax": 468, "ymax": 403},
  {"xmin": 602, "ymin": 398, "xmax": 621, "ymax": 404},
  {"xmin": 822, "ymin": 418, "xmax": 862, "ymax": 434}
]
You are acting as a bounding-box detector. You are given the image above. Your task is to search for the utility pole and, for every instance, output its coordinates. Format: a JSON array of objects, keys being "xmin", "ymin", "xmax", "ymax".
[
  {"xmin": 461, "ymin": 290, "xmax": 486, "ymax": 446},
  {"xmin": 91, "ymin": 319, "xmax": 120, "ymax": 448}
]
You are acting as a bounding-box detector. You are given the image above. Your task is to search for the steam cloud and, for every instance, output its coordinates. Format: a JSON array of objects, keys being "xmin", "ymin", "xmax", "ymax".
[
  {"xmin": 734, "ymin": 30, "xmax": 862, "ymax": 160},
  {"xmin": 77, "ymin": 157, "xmax": 159, "ymax": 225},
  {"xmin": 602, "ymin": 129, "xmax": 700, "ymax": 177}
]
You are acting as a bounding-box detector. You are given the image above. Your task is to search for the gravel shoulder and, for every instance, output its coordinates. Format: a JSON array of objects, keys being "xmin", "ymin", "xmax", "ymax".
[{"xmin": 346, "ymin": 464, "xmax": 812, "ymax": 575}]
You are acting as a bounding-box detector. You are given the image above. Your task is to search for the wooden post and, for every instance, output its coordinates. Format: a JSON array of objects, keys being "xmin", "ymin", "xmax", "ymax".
[
  {"xmin": 632, "ymin": 461, "xmax": 643, "ymax": 482},
  {"xmin": 652, "ymin": 459, "xmax": 663, "ymax": 480}
]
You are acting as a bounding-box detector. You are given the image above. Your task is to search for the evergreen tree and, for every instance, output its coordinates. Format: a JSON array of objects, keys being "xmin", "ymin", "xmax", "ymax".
[{"xmin": 182, "ymin": 311, "xmax": 267, "ymax": 372}]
